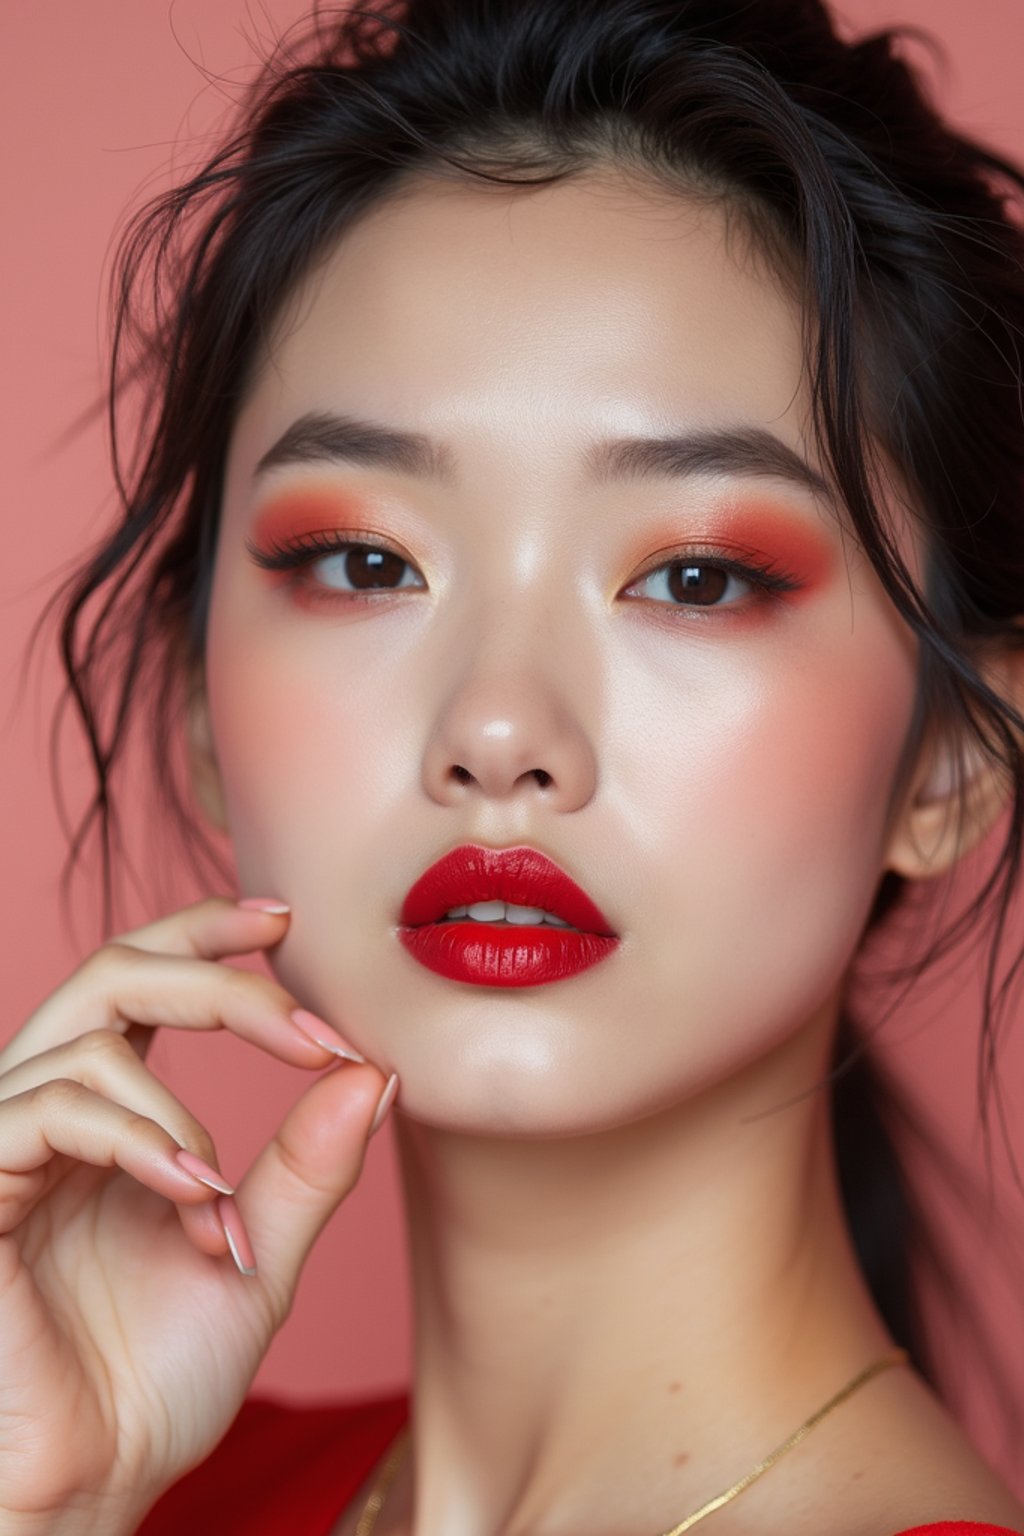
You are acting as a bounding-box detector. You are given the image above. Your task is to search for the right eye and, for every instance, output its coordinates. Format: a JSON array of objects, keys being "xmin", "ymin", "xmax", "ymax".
[{"xmin": 245, "ymin": 531, "xmax": 427, "ymax": 602}]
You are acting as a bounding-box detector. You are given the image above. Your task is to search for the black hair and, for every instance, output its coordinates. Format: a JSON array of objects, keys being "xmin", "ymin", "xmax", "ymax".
[{"xmin": 26, "ymin": 0, "xmax": 1024, "ymax": 1458}]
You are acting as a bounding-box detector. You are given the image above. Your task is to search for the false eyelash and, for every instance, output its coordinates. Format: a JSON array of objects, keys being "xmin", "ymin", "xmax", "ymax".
[
  {"xmin": 626, "ymin": 546, "xmax": 803, "ymax": 600},
  {"xmin": 244, "ymin": 529, "xmax": 398, "ymax": 570}
]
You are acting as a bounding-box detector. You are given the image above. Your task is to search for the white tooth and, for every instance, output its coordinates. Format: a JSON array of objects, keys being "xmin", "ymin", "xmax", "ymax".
[
  {"xmin": 446, "ymin": 900, "xmax": 577, "ymax": 928},
  {"xmin": 504, "ymin": 902, "xmax": 547, "ymax": 925}
]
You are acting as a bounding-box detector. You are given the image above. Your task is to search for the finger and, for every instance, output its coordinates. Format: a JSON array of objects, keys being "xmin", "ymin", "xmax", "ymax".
[
  {"xmin": 3, "ymin": 897, "xmax": 296, "ymax": 1070},
  {"xmin": 179, "ymin": 1193, "xmax": 234, "ymax": 1260},
  {"xmin": 110, "ymin": 894, "xmax": 294, "ymax": 961},
  {"xmin": 0, "ymin": 1029, "xmax": 228, "ymax": 1175},
  {"xmin": 0, "ymin": 1027, "xmax": 358, "ymax": 1266},
  {"xmin": 230, "ymin": 1064, "xmax": 397, "ymax": 1307},
  {"xmin": 5, "ymin": 897, "xmax": 291, "ymax": 1075},
  {"xmin": 0, "ymin": 1080, "xmax": 231, "ymax": 1237},
  {"xmin": 3, "ymin": 944, "xmax": 362, "ymax": 1074}
]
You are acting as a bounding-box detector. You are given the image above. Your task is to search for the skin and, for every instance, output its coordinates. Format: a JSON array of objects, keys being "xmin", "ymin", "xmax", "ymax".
[{"xmin": 188, "ymin": 168, "xmax": 1024, "ymax": 1534}]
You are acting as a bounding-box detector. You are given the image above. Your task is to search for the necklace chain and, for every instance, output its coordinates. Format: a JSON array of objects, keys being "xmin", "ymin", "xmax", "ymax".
[
  {"xmin": 355, "ymin": 1426, "xmax": 411, "ymax": 1536},
  {"xmin": 352, "ymin": 1346, "xmax": 909, "ymax": 1535}
]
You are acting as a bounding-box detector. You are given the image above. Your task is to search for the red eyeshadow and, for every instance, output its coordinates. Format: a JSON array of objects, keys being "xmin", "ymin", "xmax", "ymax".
[
  {"xmin": 250, "ymin": 487, "xmax": 377, "ymax": 547},
  {"xmin": 638, "ymin": 500, "xmax": 836, "ymax": 588}
]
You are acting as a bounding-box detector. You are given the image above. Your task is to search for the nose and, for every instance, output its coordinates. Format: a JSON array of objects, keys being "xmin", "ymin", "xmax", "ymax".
[{"xmin": 421, "ymin": 653, "xmax": 598, "ymax": 813}]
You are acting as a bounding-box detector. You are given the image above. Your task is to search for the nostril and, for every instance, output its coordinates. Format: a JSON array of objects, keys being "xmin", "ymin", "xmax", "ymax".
[{"xmin": 449, "ymin": 763, "xmax": 552, "ymax": 788}]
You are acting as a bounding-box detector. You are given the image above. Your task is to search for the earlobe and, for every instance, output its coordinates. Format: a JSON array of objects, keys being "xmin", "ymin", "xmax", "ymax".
[
  {"xmin": 884, "ymin": 640, "xmax": 1024, "ymax": 882},
  {"xmin": 884, "ymin": 730, "xmax": 1000, "ymax": 881},
  {"xmin": 185, "ymin": 672, "xmax": 230, "ymax": 835}
]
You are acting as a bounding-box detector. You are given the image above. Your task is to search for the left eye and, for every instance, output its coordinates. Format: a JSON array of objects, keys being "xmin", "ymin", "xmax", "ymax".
[{"xmin": 623, "ymin": 559, "xmax": 764, "ymax": 608}]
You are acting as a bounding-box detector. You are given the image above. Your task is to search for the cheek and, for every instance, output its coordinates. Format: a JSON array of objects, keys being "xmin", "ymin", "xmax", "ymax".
[
  {"xmin": 624, "ymin": 605, "xmax": 917, "ymax": 1046},
  {"xmin": 204, "ymin": 611, "xmax": 417, "ymax": 1013},
  {"xmin": 204, "ymin": 594, "xmax": 405, "ymax": 891}
]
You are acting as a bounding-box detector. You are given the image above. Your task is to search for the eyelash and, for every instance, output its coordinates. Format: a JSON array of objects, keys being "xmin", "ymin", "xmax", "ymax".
[{"xmin": 244, "ymin": 529, "xmax": 803, "ymax": 612}]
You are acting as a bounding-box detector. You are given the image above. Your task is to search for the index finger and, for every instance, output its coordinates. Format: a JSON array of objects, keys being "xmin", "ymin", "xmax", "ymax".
[
  {"xmin": 109, "ymin": 895, "xmax": 291, "ymax": 959},
  {"xmin": 110, "ymin": 897, "xmax": 293, "ymax": 1063}
]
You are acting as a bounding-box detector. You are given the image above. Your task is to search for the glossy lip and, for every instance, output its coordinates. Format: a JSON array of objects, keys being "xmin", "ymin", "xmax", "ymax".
[
  {"xmin": 399, "ymin": 844, "xmax": 618, "ymax": 936},
  {"xmin": 398, "ymin": 922, "xmax": 617, "ymax": 988}
]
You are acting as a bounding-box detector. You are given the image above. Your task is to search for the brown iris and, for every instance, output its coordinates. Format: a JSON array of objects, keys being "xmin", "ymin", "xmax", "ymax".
[
  {"xmin": 335, "ymin": 546, "xmax": 409, "ymax": 589},
  {"xmin": 667, "ymin": 563, "xmax": 729, "ymax": 606}
]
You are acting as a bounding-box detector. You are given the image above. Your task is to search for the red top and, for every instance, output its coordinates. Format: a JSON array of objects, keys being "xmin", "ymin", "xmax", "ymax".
[{"xmin": 134, "ymin": 1394, "xmax": 1023, "ymax": 1536}]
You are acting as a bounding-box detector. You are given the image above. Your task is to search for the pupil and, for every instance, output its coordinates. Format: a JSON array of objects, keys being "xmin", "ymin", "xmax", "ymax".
[
  {"xmin": 348, "ymin": 547, "xmax": 406, "ymax": 589},
  {"xmin": 668, "ymin": 563, "xmax": 726, "ymax": 605}
]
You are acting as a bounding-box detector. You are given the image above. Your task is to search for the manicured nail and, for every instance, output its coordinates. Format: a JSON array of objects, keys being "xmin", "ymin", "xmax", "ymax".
[
  {"xmin": 175, "ymin": 1149, "xmax": 235, "ymax": 1195},
  {"xmin": 369, "ymin": 1072, "xmax": 399, "ymax": 1137},
  {"xmin": 290, "ymin": 1008, "xmax": 366, "ymax": 1063},
  {"xmin": 237, "ymin": 897, "xmax": 291, "ymax": 914},
  {"xmin": 217, "ymin": 1195, "xmax": 257, "ymax": 1277}
]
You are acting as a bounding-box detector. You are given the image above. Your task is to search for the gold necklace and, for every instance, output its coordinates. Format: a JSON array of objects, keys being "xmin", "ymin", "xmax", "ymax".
[{"xmin": 352, "ymin": 1347, "xmax": 908, "ymax": 1535}]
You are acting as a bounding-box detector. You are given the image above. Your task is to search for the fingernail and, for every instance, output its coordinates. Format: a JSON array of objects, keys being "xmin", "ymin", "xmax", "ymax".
[
  {"xmin": 369, "ymin": 1072, "xmax": 399, "ymax": 1137},
  {"xmin": 290, "ymin": 1008, "xmax": 366, "ymax": 1063},
  {"xmin": 237, "ymin": 897, "xmax": 291, "ymax": 914},
  {"xmin": 175, "ymin": 1149, "xmax": 235, "ymax": 1195},
  {"xmin": 217, "ymin": 1195, "xmax": 257, "ymax": 1277}
]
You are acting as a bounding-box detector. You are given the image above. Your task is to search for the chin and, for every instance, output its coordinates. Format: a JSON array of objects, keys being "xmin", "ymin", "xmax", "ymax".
[{"xmin": 384, "ymin": 1049, "xmax": 687, "ymax": 1142}]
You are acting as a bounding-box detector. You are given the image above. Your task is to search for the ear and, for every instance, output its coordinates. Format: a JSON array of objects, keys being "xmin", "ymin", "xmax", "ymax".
[
  {"xmin": 884, "ymin": 637, "xmax": 1024, "ymax": 881},
  {"xmin": 184, "ymin": 666, "xmax": 230, "ymax": 836}
]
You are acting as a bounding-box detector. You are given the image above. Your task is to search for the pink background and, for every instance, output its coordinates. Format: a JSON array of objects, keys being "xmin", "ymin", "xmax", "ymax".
[{"xmin": 3, "ymin": 0, "xmax": 1024, "ymax": 1494}]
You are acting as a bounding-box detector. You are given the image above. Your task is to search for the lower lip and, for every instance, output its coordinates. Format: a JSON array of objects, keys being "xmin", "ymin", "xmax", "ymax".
[{"xmin": 398, "ymin": 921, "xmax": 620, "ymax": 987}]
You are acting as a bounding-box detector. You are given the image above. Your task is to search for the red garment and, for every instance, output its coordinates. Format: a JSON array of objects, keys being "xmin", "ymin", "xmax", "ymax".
[
  {"xmin": 134, "ymin": 1394, "xmax": 1023, "ymax": 1536},
  {"xmin": 134, "ymin": 1394, "xmax": 408, "ymax": 1536}
]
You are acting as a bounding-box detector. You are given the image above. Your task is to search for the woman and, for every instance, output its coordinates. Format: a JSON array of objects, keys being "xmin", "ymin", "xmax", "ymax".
[{"xmin": 5, "ymin": 0, "xmax": 1024, "ymax": 1530}]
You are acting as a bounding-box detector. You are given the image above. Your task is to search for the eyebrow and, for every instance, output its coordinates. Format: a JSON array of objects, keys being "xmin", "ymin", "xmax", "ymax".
[{"xmin": 253, "ymin": 409, "xmax": 835, "ymax": 504}]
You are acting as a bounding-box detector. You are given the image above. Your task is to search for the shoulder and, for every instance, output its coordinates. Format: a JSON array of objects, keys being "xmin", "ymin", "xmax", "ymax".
[
  {"xmin": 134, "ymin": 1390, "xmax": 410, "ymax": 1536},
  {"xmin": 817, "ymin": 1369, "xmax": 1024, "ymax": 1536}
]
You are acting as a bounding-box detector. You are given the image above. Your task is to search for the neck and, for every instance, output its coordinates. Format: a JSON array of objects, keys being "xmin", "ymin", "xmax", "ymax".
[{"xmin": 390, "ymin": 999, "xmax": 895, "ymax": 1536}]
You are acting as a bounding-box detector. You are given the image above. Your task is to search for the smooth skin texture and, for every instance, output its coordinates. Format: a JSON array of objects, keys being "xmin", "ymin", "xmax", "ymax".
[{"xmin": 184, "ymin": 168, "xmax": 1024, "ymax": 1534}]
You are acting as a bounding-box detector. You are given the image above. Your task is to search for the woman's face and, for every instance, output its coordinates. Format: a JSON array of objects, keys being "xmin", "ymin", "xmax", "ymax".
[{"xmin": 204, "ymin": 170, "xmax": 923, "ymax": 1134}]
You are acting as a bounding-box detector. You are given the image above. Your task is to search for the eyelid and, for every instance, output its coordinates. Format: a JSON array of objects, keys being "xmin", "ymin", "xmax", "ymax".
[
  {"xmin": 622, "ymin": 543, "xmax": 802, "ymax": 595},
  {"xmin": 245, "ymin": 527, "xmax": 425, "ymax": 573},
  {"xmin": 630, "ymin": 537, "xmax": 781, "ymax": 573}
]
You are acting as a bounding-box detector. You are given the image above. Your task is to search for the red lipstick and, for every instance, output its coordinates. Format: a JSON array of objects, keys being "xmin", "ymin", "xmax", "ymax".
[{"xmin": 398, "ymin": 844, "xmax": 620, "ymax": 988}]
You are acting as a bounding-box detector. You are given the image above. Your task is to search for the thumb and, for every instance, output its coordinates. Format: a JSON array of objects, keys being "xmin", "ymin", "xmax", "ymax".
[{"xmin": 232, "ymin": 1062, "xmax": 397, "ymax": 1309}]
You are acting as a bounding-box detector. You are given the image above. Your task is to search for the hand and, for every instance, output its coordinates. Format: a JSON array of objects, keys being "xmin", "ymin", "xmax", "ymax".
[{"xmin": 0, "ymin": 896, "xmax": 394, "ymax": 1534}]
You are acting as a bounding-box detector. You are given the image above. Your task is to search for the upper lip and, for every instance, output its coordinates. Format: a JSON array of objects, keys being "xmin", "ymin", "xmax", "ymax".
[{"xmin": 400, "ymin": 844, "xmax": 618, "ymax": 935}]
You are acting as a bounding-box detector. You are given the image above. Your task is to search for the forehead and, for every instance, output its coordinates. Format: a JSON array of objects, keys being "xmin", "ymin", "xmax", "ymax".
[
  {"xmin": 227, "ymin": 167, "xmax": 925, "ymax": 592},
  {"xmin": 235, "ymin": 169, "xmax": 815, "ymax": 471}
]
